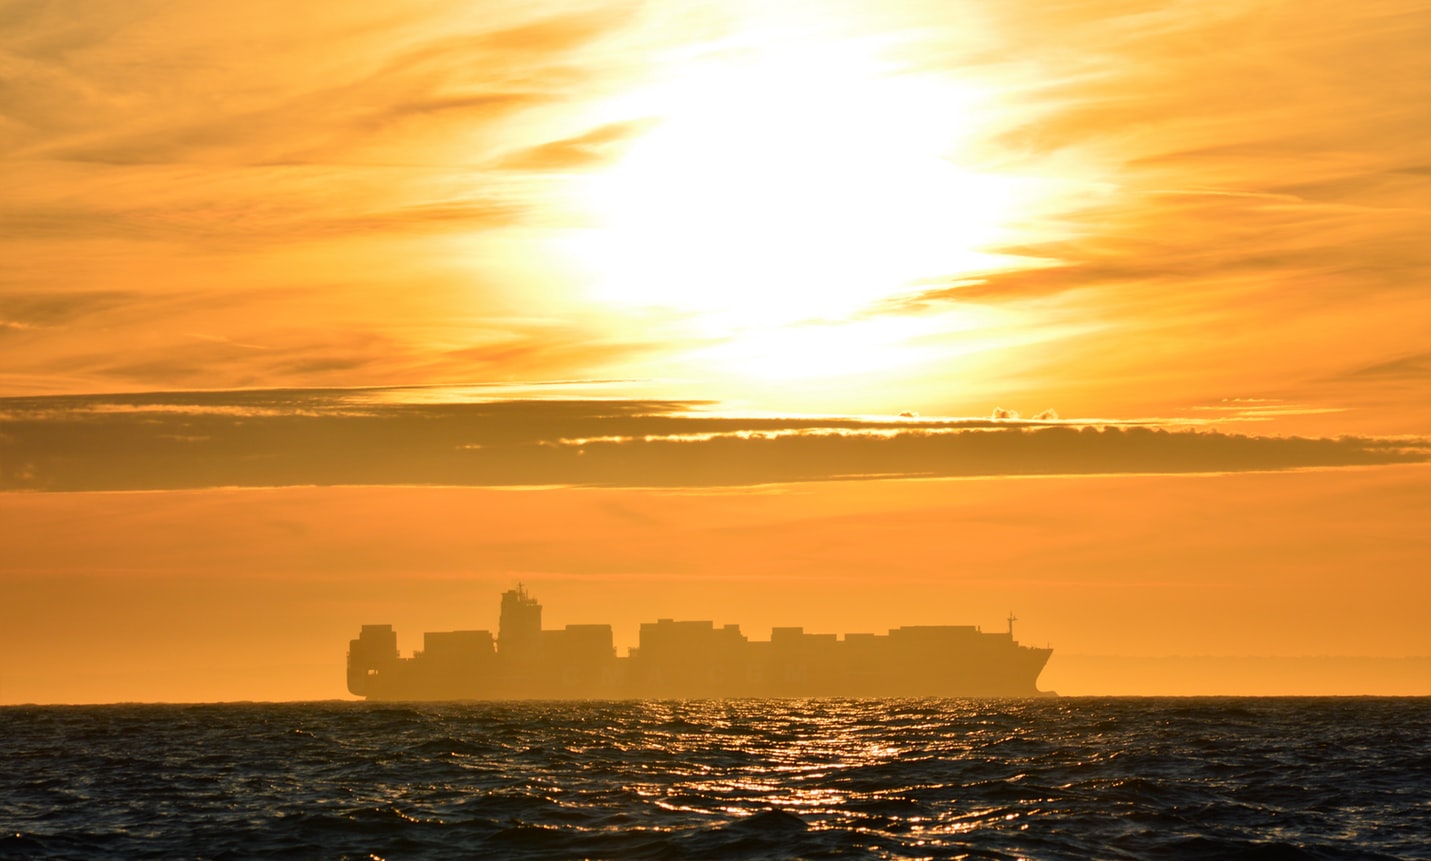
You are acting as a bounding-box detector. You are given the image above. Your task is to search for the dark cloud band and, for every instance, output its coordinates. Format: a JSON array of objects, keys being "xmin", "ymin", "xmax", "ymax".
[{"xmin": 2, "ymin": 389, "xmax": 1424, "ymax": 491}]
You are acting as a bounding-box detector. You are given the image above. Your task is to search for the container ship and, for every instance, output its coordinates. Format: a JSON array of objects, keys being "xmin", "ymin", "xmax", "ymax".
[{"xmin": 347, "ymin": 586, "xmax": 1054, "ymax": 700}]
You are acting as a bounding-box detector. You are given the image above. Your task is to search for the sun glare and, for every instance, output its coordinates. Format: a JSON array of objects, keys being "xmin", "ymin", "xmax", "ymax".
[{"xmin": 565, "ymin": 33, "xmax": 1030, "ymax": 339}]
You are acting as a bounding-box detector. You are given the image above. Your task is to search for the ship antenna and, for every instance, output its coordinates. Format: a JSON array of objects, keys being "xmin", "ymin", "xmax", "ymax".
[{"xmin": 1007, "ymin": 611, "xmax": 1017, "ymax": 638}]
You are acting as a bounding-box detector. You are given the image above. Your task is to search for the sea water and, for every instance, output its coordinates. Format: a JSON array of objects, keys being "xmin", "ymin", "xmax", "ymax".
[{"xmin": 3, "ymin": 698, "xmax": 1427, "ymax": 860}]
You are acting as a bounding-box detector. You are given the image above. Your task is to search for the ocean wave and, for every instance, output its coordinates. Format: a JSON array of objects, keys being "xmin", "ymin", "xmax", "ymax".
[{"xmin": 1, "ymin": 698, "xmax": 1426, "ymax": 860}]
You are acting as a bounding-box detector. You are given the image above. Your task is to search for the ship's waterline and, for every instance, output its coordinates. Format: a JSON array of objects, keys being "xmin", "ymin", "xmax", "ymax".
[{"xmin": 348, "ymin": 586, "xmax": 1054, "ymax": 700}]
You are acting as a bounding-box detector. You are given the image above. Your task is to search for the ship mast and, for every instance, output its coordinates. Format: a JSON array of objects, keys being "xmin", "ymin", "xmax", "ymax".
[{"xmin": 1007, "ymin": 612, "xmax": 1017, "ymax": 638}]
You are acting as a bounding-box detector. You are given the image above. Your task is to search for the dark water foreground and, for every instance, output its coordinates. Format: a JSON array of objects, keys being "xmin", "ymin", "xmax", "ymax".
[{"xmin": 2, "ymin": 698, "xmax": 1427, "ymax": 860}]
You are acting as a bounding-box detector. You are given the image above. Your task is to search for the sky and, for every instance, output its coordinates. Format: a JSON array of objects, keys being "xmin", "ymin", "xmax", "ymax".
[{"xmin": 2, "ymin": 0, "xmax": 1429, "ymax": 702}]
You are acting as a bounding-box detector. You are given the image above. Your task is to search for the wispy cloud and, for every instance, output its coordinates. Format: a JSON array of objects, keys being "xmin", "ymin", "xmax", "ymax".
[
  {"xmin": 0, "ymin": 1, "xmax": 663, "ymax": 397},
  {"xmin": 497, "ymin": 120, "xmax": 655, "ymax": 171},
  {"xmin": 0, "ymin": 2, "xmax": 635, "ymax": 166},
  {"xmin": 0, "ymin": 290, "xmax": 139, "ymax": 332},
  {"xmin": 1, "ymin": 0, "xmax": 1426, "ymax": 430},
  {"xmin": 867, "ymin": 0, "xmax": 1431, "ymax": 424}
]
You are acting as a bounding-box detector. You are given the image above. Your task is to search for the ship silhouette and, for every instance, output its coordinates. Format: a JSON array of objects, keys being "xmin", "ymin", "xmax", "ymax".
[{"xmin": 348, "ymin": 586, "xmax": 1054, "ymax": 700}]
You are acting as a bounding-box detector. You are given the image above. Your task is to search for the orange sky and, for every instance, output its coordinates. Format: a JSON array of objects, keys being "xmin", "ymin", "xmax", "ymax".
[{"xmin": 1, "ymin": 0, "xmax": 1428, "ymax": 701}]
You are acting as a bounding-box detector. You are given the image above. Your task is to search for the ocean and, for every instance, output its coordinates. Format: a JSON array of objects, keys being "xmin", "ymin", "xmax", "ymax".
[{"xmin": 2, "ymin": 698, "xmax": 1427, "ymax": 860}]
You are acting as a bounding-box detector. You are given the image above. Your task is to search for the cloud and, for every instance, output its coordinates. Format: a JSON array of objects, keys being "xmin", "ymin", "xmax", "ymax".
[
  {"xmin": 2, "ymin": 0, "xmax": 1426, "ymax": 432},
  {"xmin": 496, "ymin": 119, "xmax": 654, "ymax": 171},
  {"xmin": 1, "ymin": 3, "xmax": 636, "ymax": 166},
  {"xmin": 1341, "ymin": 351, "xmax": 1431, "ymax": 383},
  {"xmin": 0, "ymin": 268, "xmax": 669, "ymax": 396},
  {"xmin": 891, "ymin": 184, "xmax": 1428, "ymax": 310},
  {"xmin": 859, "ymin": 0, "xmax": 1431, "ymax": 426},
  {"xmin": 19, "ymin": 323, "xmax": 639, "ymax": 393},
  {"xmin": 0, "ymin": 3, "xmax": 673, "ymax": 399},
  {"xmin": 471, "ymin": 7, "xmax": 637, "ymax": 56},
  {"xmin": 2, "ymin": 389, "xmax": 1425, "ymax": 491},
  {"xmin": 0, "ymin": 290, "xmax": 139, "ymax": 332}
]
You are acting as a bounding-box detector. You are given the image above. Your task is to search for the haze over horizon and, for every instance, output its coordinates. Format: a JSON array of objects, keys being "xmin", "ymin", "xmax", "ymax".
[{"xmin": 2, "ymin": 0, "xmax": 1428, "ymax": 703}]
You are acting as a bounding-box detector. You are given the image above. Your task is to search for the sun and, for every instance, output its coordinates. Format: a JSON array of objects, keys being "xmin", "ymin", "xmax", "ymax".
[{"xmin": 563, "ymin": 33, "xmax": 1027, "ymax": 336}]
